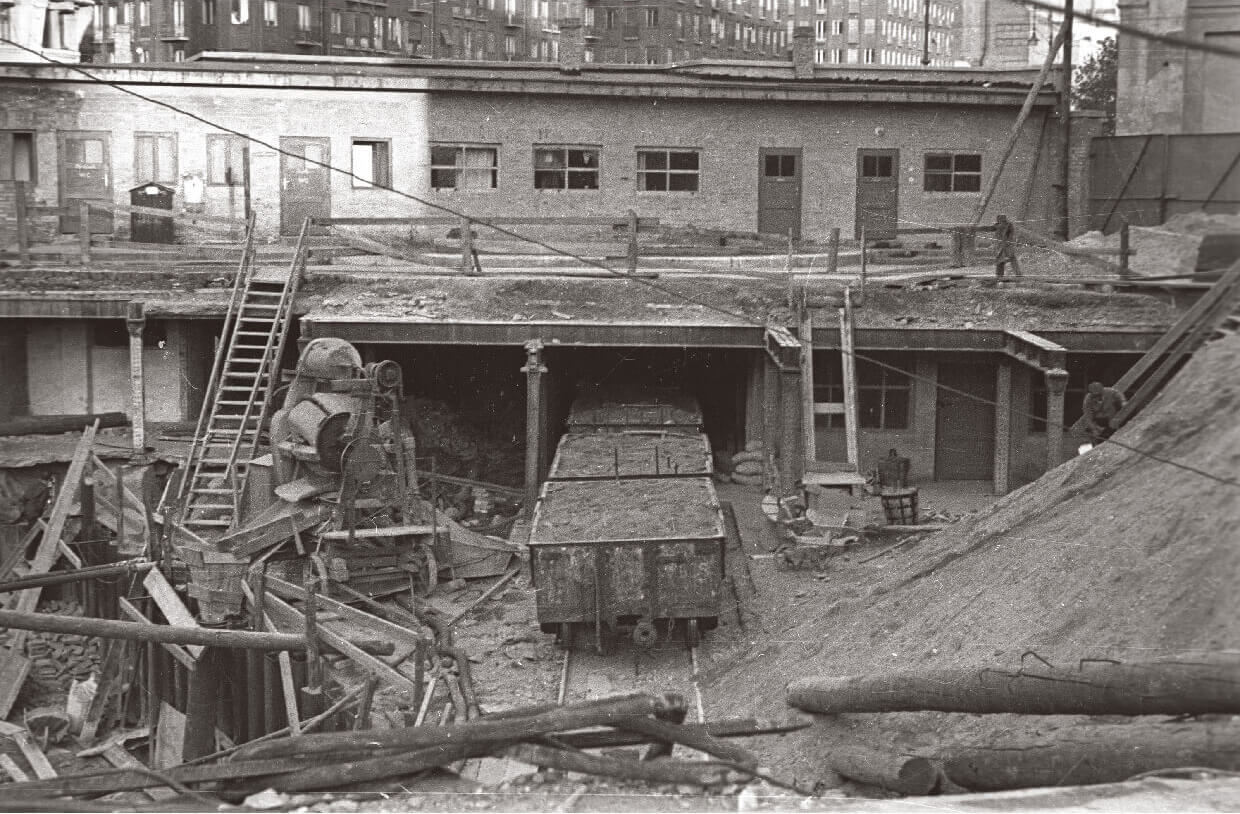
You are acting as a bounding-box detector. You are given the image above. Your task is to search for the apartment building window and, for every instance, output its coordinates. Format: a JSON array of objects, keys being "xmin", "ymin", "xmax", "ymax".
[
  {"xmin": 533, "ymin": 146, "xmax": 599, "ymax": 190},
  {"xmin": 846, "ymin": 17, "xmax": 856, "ymax": 41},
  {"xmin": 202, "ymin": 0, "xmax": 215, "ymax": 23},
  {"xmin": 644, "ymin": 7, "xmax": 657, "ymax": 25},
  {"xmin": 431, "ymin": 144, "xmax": 498, "ymax": 190},
  {"xmin": 583, "ymin": 6, "xmax": 594, "ymax": 26},
  {"xmin": 0, "ymin": 7, "xmax": 10, "ymax": 41},
  {"xmin": 862, "ymin": 46, "xmax": 874, "ymax": 63},
  {"xmin": 137, "ymin": 0, "xmax": 149, "ymax": 25},
  {"xmin": 230, "ymin": 0, "xmax": 248, "ymax": 23},
  {"xmin": 829, "ymin": 47, "xmax": 843, "ymax": 62},
  {"xmin": 637, "ymin": 149, "xmax": 699, "ymax": 192},
  {"xmin": 863, "ymin": 17, "xmax": 873, "ymax": 34},
  {"xmin": 814, "ymin": 19, "xmax": 825, "ymax": 40},
  {"xmin": 845, "ymin": 46, "xmax": 856, "ymax": 61},
  {"xmin": 605, "ymin": 8, "xmax": 618, "ymax": 27},
  {"xmin": 831, "ymin": 19, "xmax": 842, "ymax": 34},
  {"xmin": 814, "ymin": 0, "xmax": 825, "ymax": 11},
  {"xmin": 330, "ymin": 10, "xmax": 341, "ymax": 32},
  {"xmin": 206, "ymin": 134, "xmax": 247, "ymax": 186},
  {"xmin": 504, "ymin": 33, "xmax": 516, "ymax": 55},
  {"xmin": 296, "ymin": 2, "xmax": 310, "ymax": 29},
  {"xmin": 263, "ymin": 0, "xmax": 277, "ymax": 25},
  {"xmin": 349, "ymin": 139, "xmax": 390, "ymax": 188},
  {"xmin": 924, "ymin": 153, "xmax": 982, "ymax": 192},
  {"xmin": 135, "ymin": 133, "xmax": 176, "ymax": 184},
  {"xmin": 0, "ymin": 132, "xmax": 36, "ymax": 183},
  {"xmin": 174, "ymin": 47, "xmax": 185, "ymax": 60}
]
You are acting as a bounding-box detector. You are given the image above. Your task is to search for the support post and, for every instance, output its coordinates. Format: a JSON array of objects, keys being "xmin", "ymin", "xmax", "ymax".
[
  {"xmin": 762, "ymin": 352, "xmax": 779, "ymax": 477},
  {"xmin": 78, "ymin": 200, "xmax": 92, "ymax": 265},
  {"xmin": 459, "ymin": 215, "xmax": 474, "ymax": 276},
  {"xmin": 1044, "ymin": 368, "xmax": 1069, "ymax": 474},
  {"xmin": 798, "ymin": 293, "xmax": 816, "ymax": 465},
  {"xmin": 14, "ymin": 181, "xmax": 30, "ymax": 267},
  {"xmin": 858, "ymin": 225, "xmax": 867, "ymax": 302},
  {"xmin": 993, "ymin": 362, "xmax": 1012, "ymax": 495},
  {"xmin": 839, "ymin": 289, "xmax": 860, "ymax": 468},
  {"xmin": 827, "ymin": 227, "xmax": 840, "ymax": 274},
  {"xmin": 626, "ymin": 209, "xmax": 639, "ymax": 274},
  {"xmin": 1119, "ymin": 217, "xmax": 1131, "ymax": 279},
  {"xmin": 126, "ymin": 302, "xmax": 146, "ymax": 453},
  {"xmin": 181, "ymin": 646, "xmax": 220, "ymax": 761},
  {"xmin": 779, "ymin": 364, "xmax": 803, "ymax": 494},
  {"xmin": 521, "ymin": 340, "xmax": 547, "ymax": 518},
  {"xmin": 1057, "ymin": 0, "xmax": 1074, "ymax": 240}
]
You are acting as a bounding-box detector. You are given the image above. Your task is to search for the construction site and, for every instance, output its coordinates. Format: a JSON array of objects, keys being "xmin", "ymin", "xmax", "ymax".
[{"xmin": 1, "ymin": 9, "xmax": 1240, "ymax": 810}]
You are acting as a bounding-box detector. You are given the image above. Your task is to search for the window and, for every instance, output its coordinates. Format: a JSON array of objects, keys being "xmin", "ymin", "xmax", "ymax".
[
  {"xmin": 350, "ymin": 139, "xmax": 390, "ymax": 188},
  {"xmin": 583, "ymin": 6, "xmax": 594, "ymax": 25},
  {"xmin": 0, "ymin": 132, "xmax": 36, "ymax": 183},
  {"xmin": 231, "ymin": 0, "xmax": 248, "ymax": 22},
  {"xmin": 605, "ymin": 8, "xmax": 618, "ymax": 27},
  {"xmin": 763, "ymin": 153, "xmax": 796, "ymax": 177},
  {"xmin": 137, "ymin": 0, "xmax": 150, "ymax": 25},
  {"xmin": 863, "ymin": 46, "xmax": 874, "ymax": 63},
  {"xmin": 813, "ymin": 352, "xmax": 912, "ymax": 430},
  {"xmin": 831, "ymin": 19, "xmax": 842, "ymax": 34},
  {"xmin": 430, "ymin": 144, "xmax": 498, "ymax": 190},
  {"xmin": 861, "ymin": 153, "xmax": 893, "ymax": 177},
  {"xmin": 830, "ymin": 47, "xmax": 843, "ymax": 62},
  {"xmin": 637, "ymin": 149, "xmax": 699, "ymax": 192},
  {"xmin": 174, "ymin": 47, "xmax": 185, "ymax": 60},
  {"xmin": 533, "ymin": 146, "xmax": 599, "ymax": 190},
  {"xmin": 644, "ymin": 7, "xmax": 657, "ymax": 25},
  {"xmin": 135, "ymin": 133, "xmax": 176, "ymax": 183},
  {"xmin": 863, "ymin": 17, "xmax": 873, "ymax": 34},
  {"xmin": 206, "ymin": 134, "xmax": 246, "ymax": 186},
  {"xmin": 815, "ymin": 0, "xmax": 825, "ymax": 12},
  {"xmin": 0, "ymin": 7, "xmax": 10, "ymax": 41},
  {"xmin": 924, "ymin": 153, "xmax": 982, "ymax": 192},
  {"xmin": 814, "ymin": 19, "xmax": 825, "ymax": 40},
  {"xmin": 330, "ymin": 10, "xmax": 340, "ymax": 32},
  {"xmin": 846, "ymin": 17, "xmax": 857, "ymax": 40},
  {"xmin": 202, "ymin": 0, "xmax": 215, "ymax": 23},
  {"xmin": 263, "ymin": 0, "xmax": 277, "ymax": 25},
  {"xmin": 296, "ymin": 2, "xmax": 310, "ymax": 29}
]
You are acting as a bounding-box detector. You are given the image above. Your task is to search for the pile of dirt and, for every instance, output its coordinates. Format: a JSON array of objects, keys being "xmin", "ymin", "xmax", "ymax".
[
  {"xmin": 532, "ymin": 478, "xmax": 721, "ymax": 542},
  {"xmin": 706, "ymin": 331, "xmax": 1240, "ymax": 787}
]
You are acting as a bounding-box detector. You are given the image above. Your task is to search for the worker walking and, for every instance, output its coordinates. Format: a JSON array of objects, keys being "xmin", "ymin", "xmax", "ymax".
[
  {"xmin": 994, "ymin": 214, "xmax": 1021, "ymax": 278},
  {"xmin": 1083, "ymin": 381, "xmax": 1126, "ymax": 442}
]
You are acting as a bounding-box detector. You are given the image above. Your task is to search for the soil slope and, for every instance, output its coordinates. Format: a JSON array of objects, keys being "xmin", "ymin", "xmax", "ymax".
[{"xmin": 706, "ymin": 331, "xmax": 1240, "ymax": 787}]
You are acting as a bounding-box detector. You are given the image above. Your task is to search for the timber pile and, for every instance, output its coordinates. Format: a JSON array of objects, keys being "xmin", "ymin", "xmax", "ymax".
[{"xmin": 0, "ymin": 692, "xmax": 809, "ymax": 804}]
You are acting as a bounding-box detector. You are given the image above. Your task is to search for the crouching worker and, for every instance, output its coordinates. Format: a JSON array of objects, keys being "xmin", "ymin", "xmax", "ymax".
[{"xmin": 1082, "ymin": 381, "xmax": 1126, "ymax": 442}]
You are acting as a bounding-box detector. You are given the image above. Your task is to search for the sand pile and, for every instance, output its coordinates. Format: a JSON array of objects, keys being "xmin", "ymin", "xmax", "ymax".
[{"xmin": 708, "ymin": 331, "xmax": 1240, "ymax": 786}]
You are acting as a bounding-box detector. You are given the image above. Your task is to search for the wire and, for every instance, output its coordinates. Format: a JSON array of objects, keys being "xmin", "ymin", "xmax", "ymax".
[{"xmin": 1013, "ymin": 0, "xmax": 1240, "ymax": 59}]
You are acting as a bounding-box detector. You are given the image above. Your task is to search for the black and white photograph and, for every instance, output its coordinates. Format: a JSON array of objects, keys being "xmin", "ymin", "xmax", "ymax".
[{"xmin": 0, "ymin": 0, "xmax": 1238, "ymax": 809}]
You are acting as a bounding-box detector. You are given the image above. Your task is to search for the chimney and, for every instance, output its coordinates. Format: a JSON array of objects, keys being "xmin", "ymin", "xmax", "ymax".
[
  {"xmin": 558, "ymin": 17, "xmax": 583, "ymax": 73},
  {"xmin": 792, "ymin": 25, "xmax": 814, "ymax": 79}
]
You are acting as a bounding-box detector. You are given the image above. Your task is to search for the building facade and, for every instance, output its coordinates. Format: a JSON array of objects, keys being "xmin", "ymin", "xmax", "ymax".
[
  {"xmin": 0, "ymin": 0, "xmax": 96, "ymax": 62},
  {"xmin": 794, "ymin": 0, "xmax": 960, "ymax": 68}
]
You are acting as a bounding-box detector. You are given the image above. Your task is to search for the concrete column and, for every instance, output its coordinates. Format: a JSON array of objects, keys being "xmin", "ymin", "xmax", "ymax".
[
  {"xmin": 779, "ymin": 365, "xmax": 803, "ymax": 493},
  {"xmin": 1044, "ymin": 367, "xmax": 1069, "ymax": 474},
  {"xmin": 126, "ymin": 301, "xmax": 146, "ymax": 453},
  {"xmin": 521, "ymin": 340, "xmax": 547, "ymax": 517},
  {"xmin": 762, "ymin": 352, "xmax": 778, "ymax": 464},
  {"xmin": 993, "ymin": 361, "xmax": 1012, "ymax": 495}
]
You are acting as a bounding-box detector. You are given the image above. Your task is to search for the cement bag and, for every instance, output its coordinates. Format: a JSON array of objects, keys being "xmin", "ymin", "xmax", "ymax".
[
  {"xmin": 744, "ymin": 441, "xmax": 765, "ymax": 453},
  {"xmin": 733, "ymin": 460, "xmax": 764, "ymax": 476},
  {"xmin": 731, "ymin": 472, "xmax": 764, "ymax": 486},
  {"xmin": 732, "ymin": 450, "xmax": 764, "ymax": 465}
]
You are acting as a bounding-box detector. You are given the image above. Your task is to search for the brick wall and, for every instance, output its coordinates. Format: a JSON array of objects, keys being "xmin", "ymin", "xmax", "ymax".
[{"xmin": 425, "ymin": 92, "xmax": 1055, "ymax": 241}]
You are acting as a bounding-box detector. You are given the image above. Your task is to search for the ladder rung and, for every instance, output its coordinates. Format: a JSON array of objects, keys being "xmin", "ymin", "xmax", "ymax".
[
  {"xmin": 198, "ymin": 458, "xmax": 233, "ymax": 465},
  {"xmin": 232, "ymin": 344, "xmax": 269, "ymax": 351},
  {"xmin": 219, "ymin": 386, "xmax": 264, "ymax": 392},
  {"xmin": 191, "ymin": 487, "xmax": 235, "ymax": 494},
  {"xmin": 236, "ymin": 331, "xmax": 272, "ymax": 337},
  {"xmin": 187, "ymin": 502, "xmax": 234, "ymax": 511},
  {"xmin": 183, "ymin": 519, "xmax": 232, "ymax": 527},
  {"xmin": 242, "ymin": 304, "xmax": 281, "ymax": 310}
]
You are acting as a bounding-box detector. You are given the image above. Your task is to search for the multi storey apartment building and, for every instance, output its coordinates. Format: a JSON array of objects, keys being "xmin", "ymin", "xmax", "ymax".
[
  {"xmin": 81, "ymin": 0, "xmax": 573, "ymax": 62},
  {"xmin": 579, "ymin": 0, "xmax": 788, "ymax": 64},
  {"xmin": 795, "ymin": 0, "xmax": 959, "ymax": 68}
]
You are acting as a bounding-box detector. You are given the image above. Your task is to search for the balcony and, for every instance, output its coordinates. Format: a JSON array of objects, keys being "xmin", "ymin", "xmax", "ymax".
[
  {"xmin": 503, "ymin": 11, "xmax": 523, "ymax": 26},
  {"xmin": 158, "ymin": 22, "xmax": 188, "ymax": 40}
]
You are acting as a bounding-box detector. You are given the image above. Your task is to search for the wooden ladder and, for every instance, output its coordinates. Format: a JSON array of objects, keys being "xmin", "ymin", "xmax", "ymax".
[
  {"xmin": 177, "ymin": 218, "xmax": 309, "ymax": 538},
  {"xmin": 1072, "ymin": 260, "xmax": 1240, "ymax": 434}
]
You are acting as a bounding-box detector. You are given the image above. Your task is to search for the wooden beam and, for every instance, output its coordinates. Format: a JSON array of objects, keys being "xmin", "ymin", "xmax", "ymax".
[
  {"xmin": 839, "ymin": 295, "xmax": 859, "ymax": 469},
  {"xmin": 799, "ymin": 301, "xmax": 816, "ymax": 464},
  {"xmin": 117, "ymin": 597, "xmax": 196, "ymax": 671},
  {"xmin": 0, "ymin": 722, "xmax": 57, "ymax": 780},
  {"xmin": 0, "ymin": 608, "xmax": 306, "ymax": 650},
  {"xmin": 100, "ymin": 744, "xmax": 178, "ymax": 800},
  {"xmin": 142, "ymin": 568, "xmax": 203, "ymax": 659},
  {"xmin": 993, "ymin": 361, "xmax": 1012, "ymax": 495}
]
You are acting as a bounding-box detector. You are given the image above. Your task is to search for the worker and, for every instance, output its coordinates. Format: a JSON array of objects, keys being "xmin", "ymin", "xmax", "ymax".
[
  {"xmin": 994, "ymin": 214, "xmax": 1020, "ymax": 278},
  {"xmin": 1082, "ymin": 381, "xmax": 1126, "ymax": 442}
]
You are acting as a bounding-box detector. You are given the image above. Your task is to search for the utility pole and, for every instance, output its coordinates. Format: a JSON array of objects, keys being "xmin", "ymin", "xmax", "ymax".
[
  {"xmin": 1057, "ymin": 0, "xmax": 1074, "ymax": 240},
  {"xmin": 920, "ymin": 0, "xmax": 930, "ymax": 65}
]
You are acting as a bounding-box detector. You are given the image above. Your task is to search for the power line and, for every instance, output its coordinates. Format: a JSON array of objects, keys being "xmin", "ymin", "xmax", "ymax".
[
  {"xmin": 1013, "ymin": 0, "xmax": 1240, "ymax": 59},
  {"xmin": 4, "ymin": 36, "xmax": 1237, "ymax": 490}
]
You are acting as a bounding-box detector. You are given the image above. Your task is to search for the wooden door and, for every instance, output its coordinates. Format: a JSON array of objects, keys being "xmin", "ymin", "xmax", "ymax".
[
  {"xmin": 934, "ymin": 362, "xmax": 995, "ymax": 480},
  {"xmin": 58, "ymin": 132, "xmax": 114, "ymax": 234},
  {"xmin": 856, "ymin": 148, "xmax": 898, "ymax": 240},
  {"xmin": 279, "ymin": 136, "xmax": 331, "ymax": 235},
  {"xmin": 758, "ymin": 148, "xmax": 802, "ymax": 239}
]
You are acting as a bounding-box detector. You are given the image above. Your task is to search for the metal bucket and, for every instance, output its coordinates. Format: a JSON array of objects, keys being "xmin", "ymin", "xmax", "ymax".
[{"xmin": 881, "ymin": 487, "xmax": 919, "ymax": 525}]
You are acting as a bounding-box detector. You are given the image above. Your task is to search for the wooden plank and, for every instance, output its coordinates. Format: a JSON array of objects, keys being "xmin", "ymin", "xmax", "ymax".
[
  {"xmin": 100, "ymin": 744, "xmax": 178, "ymax": 800},
  {"xmin": 261, "ymin": 590, "xmax": 422, "ymax": 698},
  {"xmin": 0, "ymin": 754, "xmax": 29, "ymax": 782},
  {"xmin": 151, "ymin": 702, "xmax": 184, "ymax": 770},
  {"xmin": 116, "ymin": 598, "xmax": 196, "ymax": 670},
  {"xmin": 838, "ymin": 298, "xmax": 859, "ymax": 468},
  {"xmin": 264, "ymin": 576, "xmax": 426, "ymax": 646},
  {"xmin": 0, "ymin": 721, "xmax": 57, "ymax": 780},
  {"xmin": 313, "ymin": 215, "xmax": 660, "ymax": 228},
  {"xmin": 142, "ymin": 569, "xmax": 203, "ymax": 658},
  {"xmin": 238, "ymin": 582, "xmax": 301, "ymax": 735},
  {"xmin": 318, "ymin": 523, "xmax": 436, "ymax": 541}
]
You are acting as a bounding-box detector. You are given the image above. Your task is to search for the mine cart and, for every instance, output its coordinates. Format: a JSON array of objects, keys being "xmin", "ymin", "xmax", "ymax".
[
  {"xmin": 546, "ymin": 431, "xmax": 713, "ymax": 481},
  {"xmin": 566, "ymin": 391, "xmax": 703, "ymax": 433},
  {"xmin": 528, "ymin": 477, "xmax": 725, "ymax": 653}
]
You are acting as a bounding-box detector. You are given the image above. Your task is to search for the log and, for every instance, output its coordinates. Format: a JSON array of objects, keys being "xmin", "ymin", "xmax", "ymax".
[
  {"xmin": 231, "ymin": 741, "xmax": 490, "ymax": 794},
  {"xmin": 942, "ymin": 720, "xmax": 1240, "ymax": 792},
  {"xmin": 0, "ymin": 413, "xmax": 128, "ymax": 437},
  {"xmin": 557, "ymin": 716, "xmax": 812, "ymax": 751},
  {"xmin": 611, "ymin": 716, "xmax": 758, "ymax": 769},
  {"xmin": 0, "ymin": 560, "xmax": 154, "ymax": 594},
  {"xmin": 822, "ymin": 745, "xmax": 940, "ymax": 795},
  {"xmin": 0, "ymin": 609, "xmax": 306, "ymax": 651},
  {"xmin": 786, "ymin": 660, "xmax": 1240, "ymax": 715},
  {"xmin": 233, "ymin": 693, "xmax": 679, "ymax": 761},
  {"xmin": 506, "ymin": 743, "xmax": 740, "ymax": 787}
]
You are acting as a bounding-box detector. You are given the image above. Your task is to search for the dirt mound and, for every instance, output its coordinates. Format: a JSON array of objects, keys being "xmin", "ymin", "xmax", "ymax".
[{"xmin": 707, "ymin": 332, "xmax": 1240, "ymax": 787}]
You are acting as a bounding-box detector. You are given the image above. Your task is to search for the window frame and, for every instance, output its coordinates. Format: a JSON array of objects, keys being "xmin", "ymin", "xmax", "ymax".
[
  {"xmin": 636, "ymin": 148, "xmax": 700, "ymax": 193},
  {"xmin": 206, "ymin": 133, "xmax": 247, "ymax": 187},
  {"xmin": 134, "ymin": 131, "xmax": 178, "ymax": 185},
  {"xmin": 0, "ymin": 131, "xmax": 37, "ymax": 184},
  {"xmin": 429, "ymin": 143, "xmax": 499, "ymax": 191},
  {"xmin": 813, "ymin": 351, "xmax": 913, "ymax": 430},
  {"xmin": 262, "ymin": 0, "xmax": 277, "ymax": 25},
  {"xmin": 350, "ymin": 138, "xmax": 391, "ymax": 189},
  {"xmin": 532, "ymin": 144, "xmax": 600, "ymax": 191},
  {"xmin": 923, "ymin": 152, "xmax": 983, "ymax": 193}
]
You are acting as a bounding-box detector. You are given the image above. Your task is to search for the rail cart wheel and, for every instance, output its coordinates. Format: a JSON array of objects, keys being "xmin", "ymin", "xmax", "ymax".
[
  {"xmin": 684, "ymin": 618, "xmax": 701, "ymax": 648},
  {"xmin": 632, "ymin": 619, "xmax": 657, "ymax": 649}
]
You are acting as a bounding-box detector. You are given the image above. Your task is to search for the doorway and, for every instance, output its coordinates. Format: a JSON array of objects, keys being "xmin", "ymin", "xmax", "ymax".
[
  {"xmin": 58, "ymin": 131, "xmax": 114, "ymax": 234},
  {"xmin": 279, "ymin": 136, "xmax": 331, "ymax": 235},
  {"xmin": 856, "ymin": 148, "xmax": 898, "ymax": 241},
  {"xmin": 934, "ymin": 362, "xmax": 995, "ymax": 480},
  {"xmin": 758, "ymin": 148, "xmax": 802, "ymax": 239}
]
